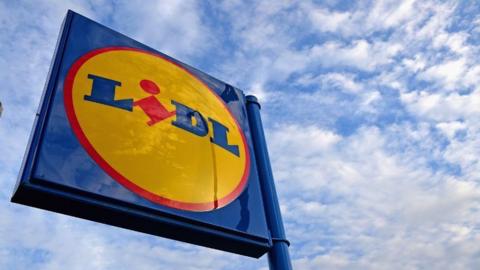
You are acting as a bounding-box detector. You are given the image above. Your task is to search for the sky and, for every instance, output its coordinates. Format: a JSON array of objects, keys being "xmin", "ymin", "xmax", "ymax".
[{"xmin": 1, "ymin": 0, "xmax": 480, "ymax": 269}]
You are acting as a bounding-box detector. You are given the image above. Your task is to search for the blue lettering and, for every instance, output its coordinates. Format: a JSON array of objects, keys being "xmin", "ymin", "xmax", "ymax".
[
  {"xmin": 209, "ymin": 118, "xmax": 240, "ymax": 157},
  {"xmin": 84, "ymin": 74, "xmax": 133, "ymax": 111},
  {"xmin": 171, "ymin": 101, "xmax": 208, "ymax": 137}
]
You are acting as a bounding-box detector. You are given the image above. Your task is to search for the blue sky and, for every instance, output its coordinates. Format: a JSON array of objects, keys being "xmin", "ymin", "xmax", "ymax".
[{"xmin": 1, "ymin": 0, "xmax": 480, "ymax": 269}]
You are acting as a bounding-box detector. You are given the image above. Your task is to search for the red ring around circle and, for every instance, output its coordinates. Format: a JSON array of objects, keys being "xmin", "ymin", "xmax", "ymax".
[{"xmin": 64, "ymin": 47, "xmax": 250, "ymax": 212}]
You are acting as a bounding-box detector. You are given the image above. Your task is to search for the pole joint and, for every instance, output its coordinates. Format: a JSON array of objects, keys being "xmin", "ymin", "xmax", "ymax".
[
  {"xmin": 246, "ymin": 95, "xmax": 261, "ymax": 109},
  {"xmin": 272, "ymin": 237, "xmax": 291, "ymax": 247}
]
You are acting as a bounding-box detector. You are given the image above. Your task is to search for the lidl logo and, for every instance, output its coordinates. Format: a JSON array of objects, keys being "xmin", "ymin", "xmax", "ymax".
[{"xmin": 64, "ymin": 47, "xmax": 250, "ymax": 212}]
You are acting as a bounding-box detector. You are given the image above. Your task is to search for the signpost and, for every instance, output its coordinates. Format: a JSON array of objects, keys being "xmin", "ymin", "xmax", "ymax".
[
  {"xmin": 11, "ymin": 10, "xmax": 291, "ymax": 269},
  {"xmin": 246, "ymin": 96, "xmax": 292, "ymax": 270}
]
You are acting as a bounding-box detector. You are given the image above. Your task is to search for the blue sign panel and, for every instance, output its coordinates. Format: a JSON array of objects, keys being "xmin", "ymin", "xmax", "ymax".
[{"xmin": 11, "ymin": 10, "xmax": 271, "ymax": 258}]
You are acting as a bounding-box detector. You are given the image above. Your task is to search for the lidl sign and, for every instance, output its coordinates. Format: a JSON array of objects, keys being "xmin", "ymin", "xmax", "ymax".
[{"xmin": 12, "ymin": 11, "xmax": 270, "ymax": 257}]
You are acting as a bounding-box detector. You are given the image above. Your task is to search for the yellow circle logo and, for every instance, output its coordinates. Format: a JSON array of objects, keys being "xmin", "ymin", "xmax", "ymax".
[{"xmin": 64, "ymin": 47, "xmax": 250, "ymax": 211}]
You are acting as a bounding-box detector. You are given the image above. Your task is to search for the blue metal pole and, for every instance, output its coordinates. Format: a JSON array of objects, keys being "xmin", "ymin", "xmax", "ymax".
[{"xmin": 246, "ymin": 95, "xmax": 292, "ymax": 270}]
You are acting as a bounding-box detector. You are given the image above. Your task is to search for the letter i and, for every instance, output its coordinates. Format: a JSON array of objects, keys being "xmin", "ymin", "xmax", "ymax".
[{"xmin": 134, "ymin": 80, "xmax": 175, "ymax": 126}]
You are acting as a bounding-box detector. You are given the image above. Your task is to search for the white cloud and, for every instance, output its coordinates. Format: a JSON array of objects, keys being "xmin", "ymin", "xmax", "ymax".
[
  {"xmin": 306, "ymin": 0, "xmax": 417, "ymax": 37},
  {"xmin": 80, "ymin": 0, "xmax": 214, "ymax": 63},
  {"xmin": 463, "ymin": 64, "xmax": 480, "ymax": 88},
  {"xmin": 402, "ymin": 55, "xmax": 426, "ymax": 73},
  {"xmin": 294, "ymin": 253, "xmax": 351, "ymax": 270},
  {"xmin": 436, "ymin": 121, "xmax": 466, "ymax": 139},
  {"xmin": 270, "ymin": 124, "xmax": 340, "ymax": 155},
  {"xmin": 401, "ymin": 90, "xmax": 480, "ymax": 121},
  {"xmin": 310, "ymin": 39, "xmax": 402, "ymax": 71},
  {"xmin": 433, "ymin": 32, "xmax": 470, "ymax": 55},
  {"xmin": 418, "ymin": 58, "xmax": 467, "ymax": 90},
  {"xmin": 442, "ymin": 122, "xmax": 480, "ymax": 182},
  {"xmin": 309, "ymin": 8, "xmax": 351, "ymax": 33},
  {"xmin": 297, "ymin": 72, "xmax": 363, "ymax": 93}
]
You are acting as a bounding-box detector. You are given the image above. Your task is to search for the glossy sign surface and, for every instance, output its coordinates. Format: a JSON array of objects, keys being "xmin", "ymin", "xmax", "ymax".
[
  {"xmin": 12, "ymin": 10, "xmax": 270, "ymax": 257},
  {"xmin": 64, "ymin": 47, "xmax": 250, "ymax": 211}
]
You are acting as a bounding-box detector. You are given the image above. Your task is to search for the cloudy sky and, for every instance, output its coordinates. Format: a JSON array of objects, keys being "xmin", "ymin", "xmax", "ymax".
[{"xmin": 1, "ymin": 0, "xmax": 480, "ymax": 269}]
